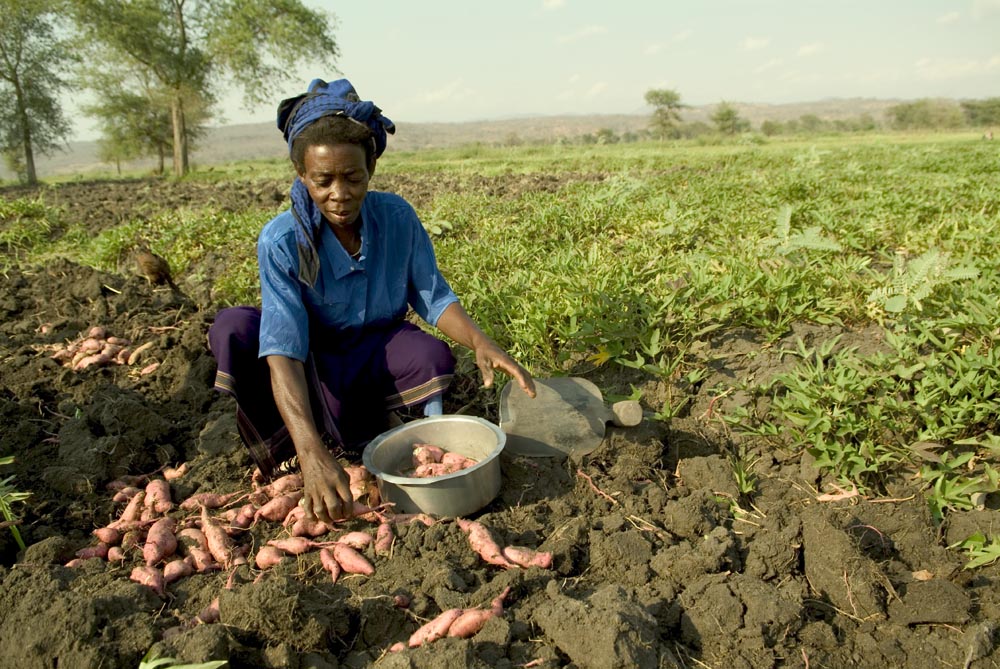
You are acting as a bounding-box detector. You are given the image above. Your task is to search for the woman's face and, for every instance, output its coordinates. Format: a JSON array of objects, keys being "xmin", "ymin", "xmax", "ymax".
[{"xmin": 297, "ymin": 143, "xmax": 372, "ymax": 228}]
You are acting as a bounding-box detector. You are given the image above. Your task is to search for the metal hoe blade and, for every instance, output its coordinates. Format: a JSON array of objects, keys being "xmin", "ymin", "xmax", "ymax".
[{"xmin": 499, "ymin": 377, "xmax": 612, "ymax": 458}]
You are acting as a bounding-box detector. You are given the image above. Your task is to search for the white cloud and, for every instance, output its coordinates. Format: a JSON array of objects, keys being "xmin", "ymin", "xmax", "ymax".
[
  {"xmin": 798, "ymin": 42, "xmax": 824, "ymax": 56},
  {"xmin": 936, "ymin": 11, "xmax": 960, "ymax": 24},
  {"xmin": 542, "ymin": 0, "xmax": 566, "ymax": 9},
  {"xmin": 754, "ymin": 58, "xmax": 783, "ymax": 74},
  {"xmin": 673, "ymin": 29, "xmax": 692, "ymax": 42},
  {"xmin": 972, "ymin": 0, "xmax": 1000, "ymax": 18},
  {"xmin": 643, "ymin": 43, "xmax": 664, "ymax": 56},
  {"xmin": 557, "ymin": 25, "xmax": 608, "ymax": 44},
  {"xmin": 585, "ymin": 82, "xmax": 608, "ymax": 97},
  {"xmin": 418, "ymin": 79, "xmax": 475, "ymax": 104},
  {"xmin": 743, "ymin": 37, "xmax": 770, "ymax": 50},
  {"xmin": 568, "ymin": 73, "xmax": 582, "ymax": 84},
  {"xmin": 915, "ymin": 55, "xmax": 1000, "ymax": 79}
]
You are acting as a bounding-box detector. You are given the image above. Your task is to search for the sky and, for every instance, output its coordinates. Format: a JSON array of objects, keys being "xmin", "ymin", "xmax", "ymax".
[{"xmin": 72, "ymin": 0, "xmax": 1000, "ymax": 139}]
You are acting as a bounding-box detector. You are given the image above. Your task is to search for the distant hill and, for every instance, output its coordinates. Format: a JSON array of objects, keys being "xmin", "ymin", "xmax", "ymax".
[{"xmin": 3, "ymin": 98, "xmax": 907, "ymax": 181}]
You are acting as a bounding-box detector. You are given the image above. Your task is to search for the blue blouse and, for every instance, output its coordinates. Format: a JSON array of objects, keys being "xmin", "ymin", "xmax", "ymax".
[{"xmin": 257, "ymin": 191, "xmax": 459, "ymax": 360}]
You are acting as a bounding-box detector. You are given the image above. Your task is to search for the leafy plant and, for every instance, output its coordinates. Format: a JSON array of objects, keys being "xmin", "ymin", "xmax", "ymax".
[
  {"xmin": 866, "ymin": 247, "xmax": 978, "ymax": 318},
  {"xmin": 137, "ymin": 649, "xmax": 227, "ymax": 669},
  {"xmin": 0, "ymin": 456, "xmax": 30, "ymax": 551},
  {"xmin": 950, "ymin": 533, "xmax": 1000, "ymax": 570},
  {"xmin": 728, "ymin": 445, "xmax": 760, "ymax": 499}
]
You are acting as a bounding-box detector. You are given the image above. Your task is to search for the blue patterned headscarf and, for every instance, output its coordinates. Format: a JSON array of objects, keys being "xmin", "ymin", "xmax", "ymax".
[{"xmin": 276, "ymin": 78, "xmax": 395, "ymax": 157}]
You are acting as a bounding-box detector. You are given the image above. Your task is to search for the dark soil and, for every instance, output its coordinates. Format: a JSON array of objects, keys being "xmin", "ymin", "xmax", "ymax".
[{"xmin": 1, "ymin": 176, "xmax": 998, "ymax": 669}]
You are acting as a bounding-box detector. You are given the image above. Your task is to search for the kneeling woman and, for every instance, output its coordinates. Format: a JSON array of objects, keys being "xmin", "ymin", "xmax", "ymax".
[{"xmin": 209, "ymin": 78, "xmax": 535, "ymax": 524}]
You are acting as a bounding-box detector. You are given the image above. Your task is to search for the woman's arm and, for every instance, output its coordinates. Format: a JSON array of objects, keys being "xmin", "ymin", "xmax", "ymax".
[
  {"xmin": 434, "ymin": 302, "xmax": 536, "ymax": 398},
  {"xmin": 267, "ymin": 355, "xmax": 354, "ymax": 522}
]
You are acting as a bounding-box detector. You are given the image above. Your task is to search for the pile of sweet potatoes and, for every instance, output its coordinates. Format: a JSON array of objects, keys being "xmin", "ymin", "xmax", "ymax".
[
  {"xmin": 41, "ymin": 324, "xmax": 158, "ymax": 373},
  {"xmin": 68, "ymin": 458, "xmax": 553, "ymax": 649}
]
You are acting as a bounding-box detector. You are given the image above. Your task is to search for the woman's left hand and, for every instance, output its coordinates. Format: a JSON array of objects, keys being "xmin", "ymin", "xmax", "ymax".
[
  {"xmin": 435, "ymin": 302, "xmax": 536, "ymax": 399},
  {"xmin": 474, "ymin": 340, "xmax": 536, "ymax": 398}
]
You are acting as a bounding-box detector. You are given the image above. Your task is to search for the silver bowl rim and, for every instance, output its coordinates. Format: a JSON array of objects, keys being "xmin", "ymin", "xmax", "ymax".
[{"xmin": 362, "ymin": 414, "xmax": 506, "ymax": 487}]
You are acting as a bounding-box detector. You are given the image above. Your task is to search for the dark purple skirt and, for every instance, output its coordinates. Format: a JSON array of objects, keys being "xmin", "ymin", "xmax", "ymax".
[{"xmin": 207, "ymin": 306, "xmax": 455, "ymax": 479}]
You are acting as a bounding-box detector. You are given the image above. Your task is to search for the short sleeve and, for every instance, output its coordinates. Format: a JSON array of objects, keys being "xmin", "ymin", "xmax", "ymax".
[
  {"xmin": 258, "ymin": 227, "xmax": 310, "ymax": 361},
  {"xmin": 405, "ymin": 209, "xmax": 459, "ymax": 325}
]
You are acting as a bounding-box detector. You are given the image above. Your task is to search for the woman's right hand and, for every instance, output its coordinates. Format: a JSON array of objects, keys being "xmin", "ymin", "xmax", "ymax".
[
  {"xmin": 266, "ymin": 355, "xmax": 355, "ymax": 523},
  {"xmin": 297, "ymin": 442, "xmax": 354, "ymax": 524}
]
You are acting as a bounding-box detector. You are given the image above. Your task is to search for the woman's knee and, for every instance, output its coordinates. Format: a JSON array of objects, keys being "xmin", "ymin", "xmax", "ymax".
[{"xmin": 208, "ymin": 306, "xmax": 262, "ymax": 356}]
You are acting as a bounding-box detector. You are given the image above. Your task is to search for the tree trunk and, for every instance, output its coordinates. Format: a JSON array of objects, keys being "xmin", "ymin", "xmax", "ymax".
[
  {"xmin": 14, "ymin": 84, "xmax": 37, "ymax": 185},
  {"xmin": 170, "ymin": 94, "xmax": 188, "ymax": 176},
  {"xmin": 157, "ymin": 144, "xmax": 165, "ymax": 175}
]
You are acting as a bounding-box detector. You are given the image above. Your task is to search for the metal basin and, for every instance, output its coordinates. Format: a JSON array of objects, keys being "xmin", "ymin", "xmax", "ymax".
[{"xmin": 362, "ymin": 415, "xmax": 506, "ymax": 517}]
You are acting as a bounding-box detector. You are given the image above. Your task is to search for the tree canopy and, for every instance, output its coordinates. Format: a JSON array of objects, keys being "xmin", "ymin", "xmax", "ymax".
[
  {"xmin": 961, "ymin": 97, "xmax": 1000, "ymax": 127},
  {"xmin": 71, "ymin": 0, "xmax": 340, "ymax": 176},
  {"xmin": 887, "ymin": 99, "xmax": 965, "ymax": 130},
  {"xmin": 645, "ymin": 88, "xmax": 685, "ymax": 139},
  {"xmin": 0, "ymin": 0, "xmax": 75, "ymax": 185},
  {"xmin": 711, "ymin": 101, "xmax": 749, "ymax": 135}
]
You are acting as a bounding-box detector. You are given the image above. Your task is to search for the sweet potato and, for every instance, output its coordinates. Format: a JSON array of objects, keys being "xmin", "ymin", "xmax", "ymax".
[
  {"xmin": 388, "ymin": 512, "xmax": 437, "ymax": 527},
  {"xmin": 144, "ymin": 479, "xmax": 173, "ymax": 514},
  {"xmin": 266, "ymin": 536, "xmax": 322, "ymax": 555},
  {"xmin": 75, "ymin": 543, "xmax": 109, "ymax": 560},
  {"xmin": 256, "ymin": 473, "xmax": 303, "ymax": 499},
  {"xmin": 412, "ymin": 443, "xmax": 445, "ymax": 467},
  {"xmin": 336, "ymin": 531, "xmax": 374, "ymax": 550},
  {"xmin": 227, "ymin": 503, "xmax": 257, "ymax": 530},
  {"xmin": 501, "ymin": 545, "xmax": 553, "ymax": 569},
  {"xmin": 197, "ymin": 597, "xmax": 221, "ymax": 624},
  {"xmin": 200, "ymin": 505, "xmax": 236, "ymax": 566},
  {"xmin": 163, "ymin": 558, "xmax": 194, "ymax": 584},
  {"xmin": 110, "ymin": 490, "xmax": 146, "ymax": 528},
  {"xmin": 319, "ymin": 547, "xmax": 341, "ymax": 583},
  {"xmin": 121, "ymin": 529, "xmax": 144, "ymax": 551},
  {"xmin": 413, "ymin": 463, "xmax": 453, "ymax": 478},
  {"xmin": 92, "ymin": 526, "xmax": 121, "ymax": 545},
  {"xmin": 407, "ymin": 608, "xmax": 464, "ymax": 648},
  {"xmin": 441, "ymin": 452, "xmax": 478, "ymax": 471},
  {"xmin": 332, "ymin": 542, "xmax": 374, "ymax": 575},
  {"xmin": 143, "ymin": 517, "xmax": 178, "ymax": 566},
  {"xmin": 176, "ymin": 527, "xmax": 208, "ymax": 553},
  {"xmin": 186, "ymin": 547, "xmax": 219, "ymax": 573},
  {"xmin": 127, "ymin": 341, "xmax": 154, "ymax": 365},
  {"xmin": 254, "ymin": 545, "xmax": 287, "ymax": 570},
  {"xmin": 252, "ymin": 491, "xmax": 303, "ymax": 525},
  {"xmin": 447, "ymin": 587, "xmax": 510, "ymax": 638},
  {"xmin": 107, "ymin": 546, "xmax": 126, "ymax": 562},
  {"xmin": 290, "ymin": 515, "xmax": 332, "ymax": 538},
  {"xmin": 163, "ymin": 463, "xmax": 189, "ymax": 480},
  {"xmin": 375, "ymin": 522, "xmax": 394, "ymax": 556},
  {"xmin": 351, "ymin": 501, "xmax": 389, "ymax": 523},
  {"xmin": 456, "ymin": 518, "xmax": 516, "ymax": 568},
  {"xmin": 179, "ymin": 490, "xmax": 244, "ymax": 511},
  {"xmin": 74, "ymin": 352, "xmax": 110, "ymax": 370},
  {"xmin": 112, "ymin": 486, "xmax": 142, "ymax": 503},
  {"xmin": 130, "ymin": 565, "xmax": 165, "ymax": 597},
  {"xmin": 345, "ymin": 465, "xmax": 371, "ymax": 484}
]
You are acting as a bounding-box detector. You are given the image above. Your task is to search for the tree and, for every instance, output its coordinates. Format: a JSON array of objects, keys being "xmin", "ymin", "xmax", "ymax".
[
  {"xmin": 645, "ymin": 88, "xmax": 686, "ymax": 139},
  {"xmin": 71, "ymin": 0, "xmax": 340, "ymax": 176},
  {"xmin": 81, "ymin": 59, "xmax": 211, "ymax": 175},
  {"xmin": 711, "ymin": 102, "xmax": 749, "ymax": 135},
  {"xmin": 961, "ymin": 98, "xmax": 1000, "ymax": 127},
  {"xmin": 0, "ymin": 0, "xmax": 75, "ymax": 185},
  {"xmin": 887, "ymin": 99, "xmax": 965, "ymax": 130}
]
